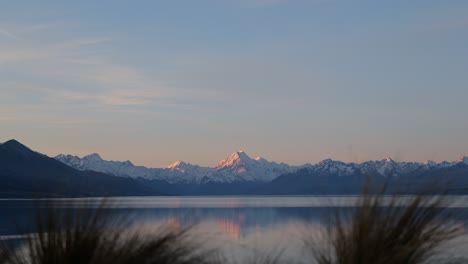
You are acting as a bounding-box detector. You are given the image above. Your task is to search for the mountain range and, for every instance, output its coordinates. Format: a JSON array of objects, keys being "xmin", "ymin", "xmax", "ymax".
[
  {"xmin": 1, "ymin": 139, "xmax": 468, "ymax": 197},
  {"xmin": 55, "ymin": 151, "xmax": 468, "ymax": 184},
  {"xmin": 55, "ymin": 150, "xmax": 297, "ymax": 184}
]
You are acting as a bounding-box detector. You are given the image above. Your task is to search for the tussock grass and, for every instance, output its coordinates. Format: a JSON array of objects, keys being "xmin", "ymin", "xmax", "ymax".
[
  {"xmin": 0, "ymin": 200, "xmax": 217, "ymax": 264},
  {"xmin": 241, "ymin": 248, "xmax": 286, "ymax": 264},
  {"xmin": 0, "ymin": 249, "xmax": 9, "ymax": 263},
  {"xmin": 308, "ymin": 182, "xmax": 459, "ymax": 264}
]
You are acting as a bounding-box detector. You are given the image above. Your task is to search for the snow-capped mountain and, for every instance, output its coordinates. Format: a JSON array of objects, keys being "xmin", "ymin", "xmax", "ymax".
[
  {"xmin": 291, "ymin": 156, "xmax": 468, "ymax": 179},
  {"xmin": 55, "ymin": 154, "xmax": 212, "ymax": 184},
  {"xmin": 304, "ymin": 159, "xmax": 358, "ymax": 176},
  {"xmin": 294, "ymin": 157, "xmax": 429, "ymax": 178},
  {"xmin": 55, "ymin": 152, "xmax": 468, "ymax": 185},
  {"xmin": 55, "ymin": 153, "xmax": 162, "ymax": 180},
  {"xmin": 458, "ymin": 156, "xmax": 468, "ymax": 166},
  {"xmin": 203, "ymin": 151, "xmax": 295, "ymax": 183},
  {"xmin": 357, "ymin": 158, "xmax": 427, "ymax": 177},
  {"xmin": 160, "ymin": 160, "xmax": 213, "ymax": 184},
  {"xmin": 55, "ymin": 151, "xmax": 292, "ymax": 184}
]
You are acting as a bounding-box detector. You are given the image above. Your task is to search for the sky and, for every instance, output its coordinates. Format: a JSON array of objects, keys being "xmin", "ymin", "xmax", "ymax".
[{"xmin": 1, "ymin": 0, "xmax": 468, "ymax": 167}]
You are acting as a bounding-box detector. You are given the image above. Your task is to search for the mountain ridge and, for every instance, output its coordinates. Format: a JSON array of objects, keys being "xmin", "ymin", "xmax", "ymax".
[
  {"xmin": 55, "ymin": 147, "xmax": 467, "ymax": 184},
  {"xmin": 0, "ymin": 139, "xmax": 160, "ymax": 197},
  {"xmin": 55, "ymin": 150, "xmax": 294, "ymax": 184},
  {"xmin": 1, "ymin": 139, "xmax": 468, "ymax": 196}
]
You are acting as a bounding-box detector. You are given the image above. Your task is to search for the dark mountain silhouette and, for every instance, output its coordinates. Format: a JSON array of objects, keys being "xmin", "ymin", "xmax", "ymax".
[{"xmin": 0, "ymin": 139, "xmax": 160, "ymax": 197}]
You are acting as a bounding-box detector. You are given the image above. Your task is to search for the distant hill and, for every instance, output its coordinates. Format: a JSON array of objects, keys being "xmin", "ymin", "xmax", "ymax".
[{"xmin": 0, "ymin": 140, "xmax": 160, "ymax": 197}]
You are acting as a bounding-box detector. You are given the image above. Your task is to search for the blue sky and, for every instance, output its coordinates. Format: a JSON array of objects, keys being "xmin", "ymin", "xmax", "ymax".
[{"xmin": 1, "ymin": 0, "xmax": 468, "ymax": 167}]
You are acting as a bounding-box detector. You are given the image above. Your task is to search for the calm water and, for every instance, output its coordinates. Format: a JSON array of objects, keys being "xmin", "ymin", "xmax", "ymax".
[{"xmin": 2, "ymin": 196, "xmax": 468, "ymax": 262}]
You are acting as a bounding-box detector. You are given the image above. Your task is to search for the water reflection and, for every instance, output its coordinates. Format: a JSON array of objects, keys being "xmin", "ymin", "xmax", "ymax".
[
  {"xmin": 218, "ymin": 214, "xmax": 245, "ymax": 240},
  {"xmin": 1, "ymin": 196, "xmax": 468, "ymax": 262}
]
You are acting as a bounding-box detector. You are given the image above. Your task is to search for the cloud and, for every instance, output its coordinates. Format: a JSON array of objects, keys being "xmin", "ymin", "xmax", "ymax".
[
  {"xmin": 0, "ymin": 23, "xmax": 174, "ymax": 111},
  {"xmin": 0, "ymin": 27, "xmax": 18, "ymax": 40},
  {"xmin": 0, "ymin": 23, "xmax": 56, "ymax": 41},
  {"xmin": 46, "ymin": 88, "xmax": 162, "ymax": 107}
]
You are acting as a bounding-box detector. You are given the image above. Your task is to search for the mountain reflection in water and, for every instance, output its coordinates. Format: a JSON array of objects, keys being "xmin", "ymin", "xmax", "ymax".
[{"xmin": 1, "ymin": 196, "xmax": 468, "ymax": 262}]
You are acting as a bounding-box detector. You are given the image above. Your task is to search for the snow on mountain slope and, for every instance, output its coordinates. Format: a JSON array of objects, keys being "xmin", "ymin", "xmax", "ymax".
[
  {"xmin": 357, "ymin": 158, "xmax": 428, "ymax": 177},
  {"xmin": 161, "ymin": 160, "xmax": 213, "ymax": 184},
  {"xmin": 55, "ymin": 154, "xmax": 161, "ymax": 180},
  {"xmin": 56, "ymin": 151, "xmax": 296, "ymax": 184},
  {"xmin": 55, "ymin": 154, "xmax": 213, "ymax": 184},
  {"xmin": 55, "ymin": 151, "xmax": 468, "ymax": 184},
  {"xmin": 302, "ymin": 156, "xmax": 462, "ymax": 178},
  {"xmin": 204, "ymin": 151, "xmax": 295, "ymax": 183},
  {"xmin": 458, "ymin": 156, "xmax": 468, "ymax": 165},
  {"xmin": 304, "ymin": 159, "xmax": 358, "ymax": 176}
]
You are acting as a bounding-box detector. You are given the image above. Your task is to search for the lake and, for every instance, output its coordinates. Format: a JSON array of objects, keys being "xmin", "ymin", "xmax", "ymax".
[{"xmin": 2, "ymin": 196, "xmax": 468, "ymax": 263}]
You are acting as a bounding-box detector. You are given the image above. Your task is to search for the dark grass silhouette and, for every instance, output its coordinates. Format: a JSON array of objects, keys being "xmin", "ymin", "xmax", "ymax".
[
  {"xmin": 0, "ymin": 200, "xmax": 218, "ymax": 264},
  {"xmin": 308, "ymin": 182, "xmax": 459, "ymax": 264},
  {"xmin": 244, "ymin": 252, "xmax": 285, "ymax": 264},
  {"xmin": 0, "ymin": 249, "xmax": 8, "ymax": 264},
  {"xmin": 229, "ymin": 248, "xmax": 287, "ymax": 264}
]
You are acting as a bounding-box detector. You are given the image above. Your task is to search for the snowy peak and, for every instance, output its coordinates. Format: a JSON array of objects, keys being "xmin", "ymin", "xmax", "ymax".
[
  {"xmin": 122, "ymin": 160, "xmax": 134, "ymax": 166},
  {"xmin": 379, "ymin": 157, "xmax": 398, "ymax": 175},
  {"xmin": 55, "ymin": 154, "xmax": 67, "ymax": 159},
  {"xmin": 168, "ymin": 160, "xmax": 187, "ymax": 170},
  {"xmin": 55, "ymin": 154, "xmax": 81, "ymax": 166},
  {"xmin": 162, "ymin": 160, "xmax": 212, "ymax": 184},
  {"xmin": 167, "ymin": 160, "xmax": 202, "ymax": 173},
  {"xmin": 311, "ymin": 159, "xmax": 357, "ymax": 176},
  {"xmin": 458, "ymin": 156, "xmax": 468, "ymax": 165},
  {"xmin": 84, "ymin": 153, "xmax": 103, "ymax": 161},
  {"xmin": 207, "ymin": 151, "xmax": 295, "ymax": 183},
  {"xmin": 229, "ymin": 150, "xmax": 250, "ymax": 161},
  {"xmin": 318, "ymin": 158, "xmax": 334, "ymax": 165},
  {"xmin": 216, "ymin": 151, "xmax": 253, "ymax": 169}
]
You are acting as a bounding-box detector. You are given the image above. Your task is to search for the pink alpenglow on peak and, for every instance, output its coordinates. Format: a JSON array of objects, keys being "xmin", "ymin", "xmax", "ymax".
[
  {"xmin": 216, "ymin": 151, "xmax": 255, "ymax": 170},
  {"xmin": 168, "ymin": 160, "xmax": 188, "ymax": 170},
  {"xmin": 209, "ymin": 151, "xmax": 295, "ymax": 183}
]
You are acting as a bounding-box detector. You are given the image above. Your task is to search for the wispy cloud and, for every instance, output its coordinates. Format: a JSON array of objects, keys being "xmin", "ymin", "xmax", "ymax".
[
  {"xmin": 45, "ymin": 88, "xmax": 162, "ymax": 107},
  {"xmin": 0, "ymin": 23, "xmax": 56, "ymax": 40},
  {"xmin": 0, "ymin": 23, "xmax": 174, "ymax": 111},
  {"xmin": 0, "ymin": 27, "xmax": 18, "ymax": 40}
]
